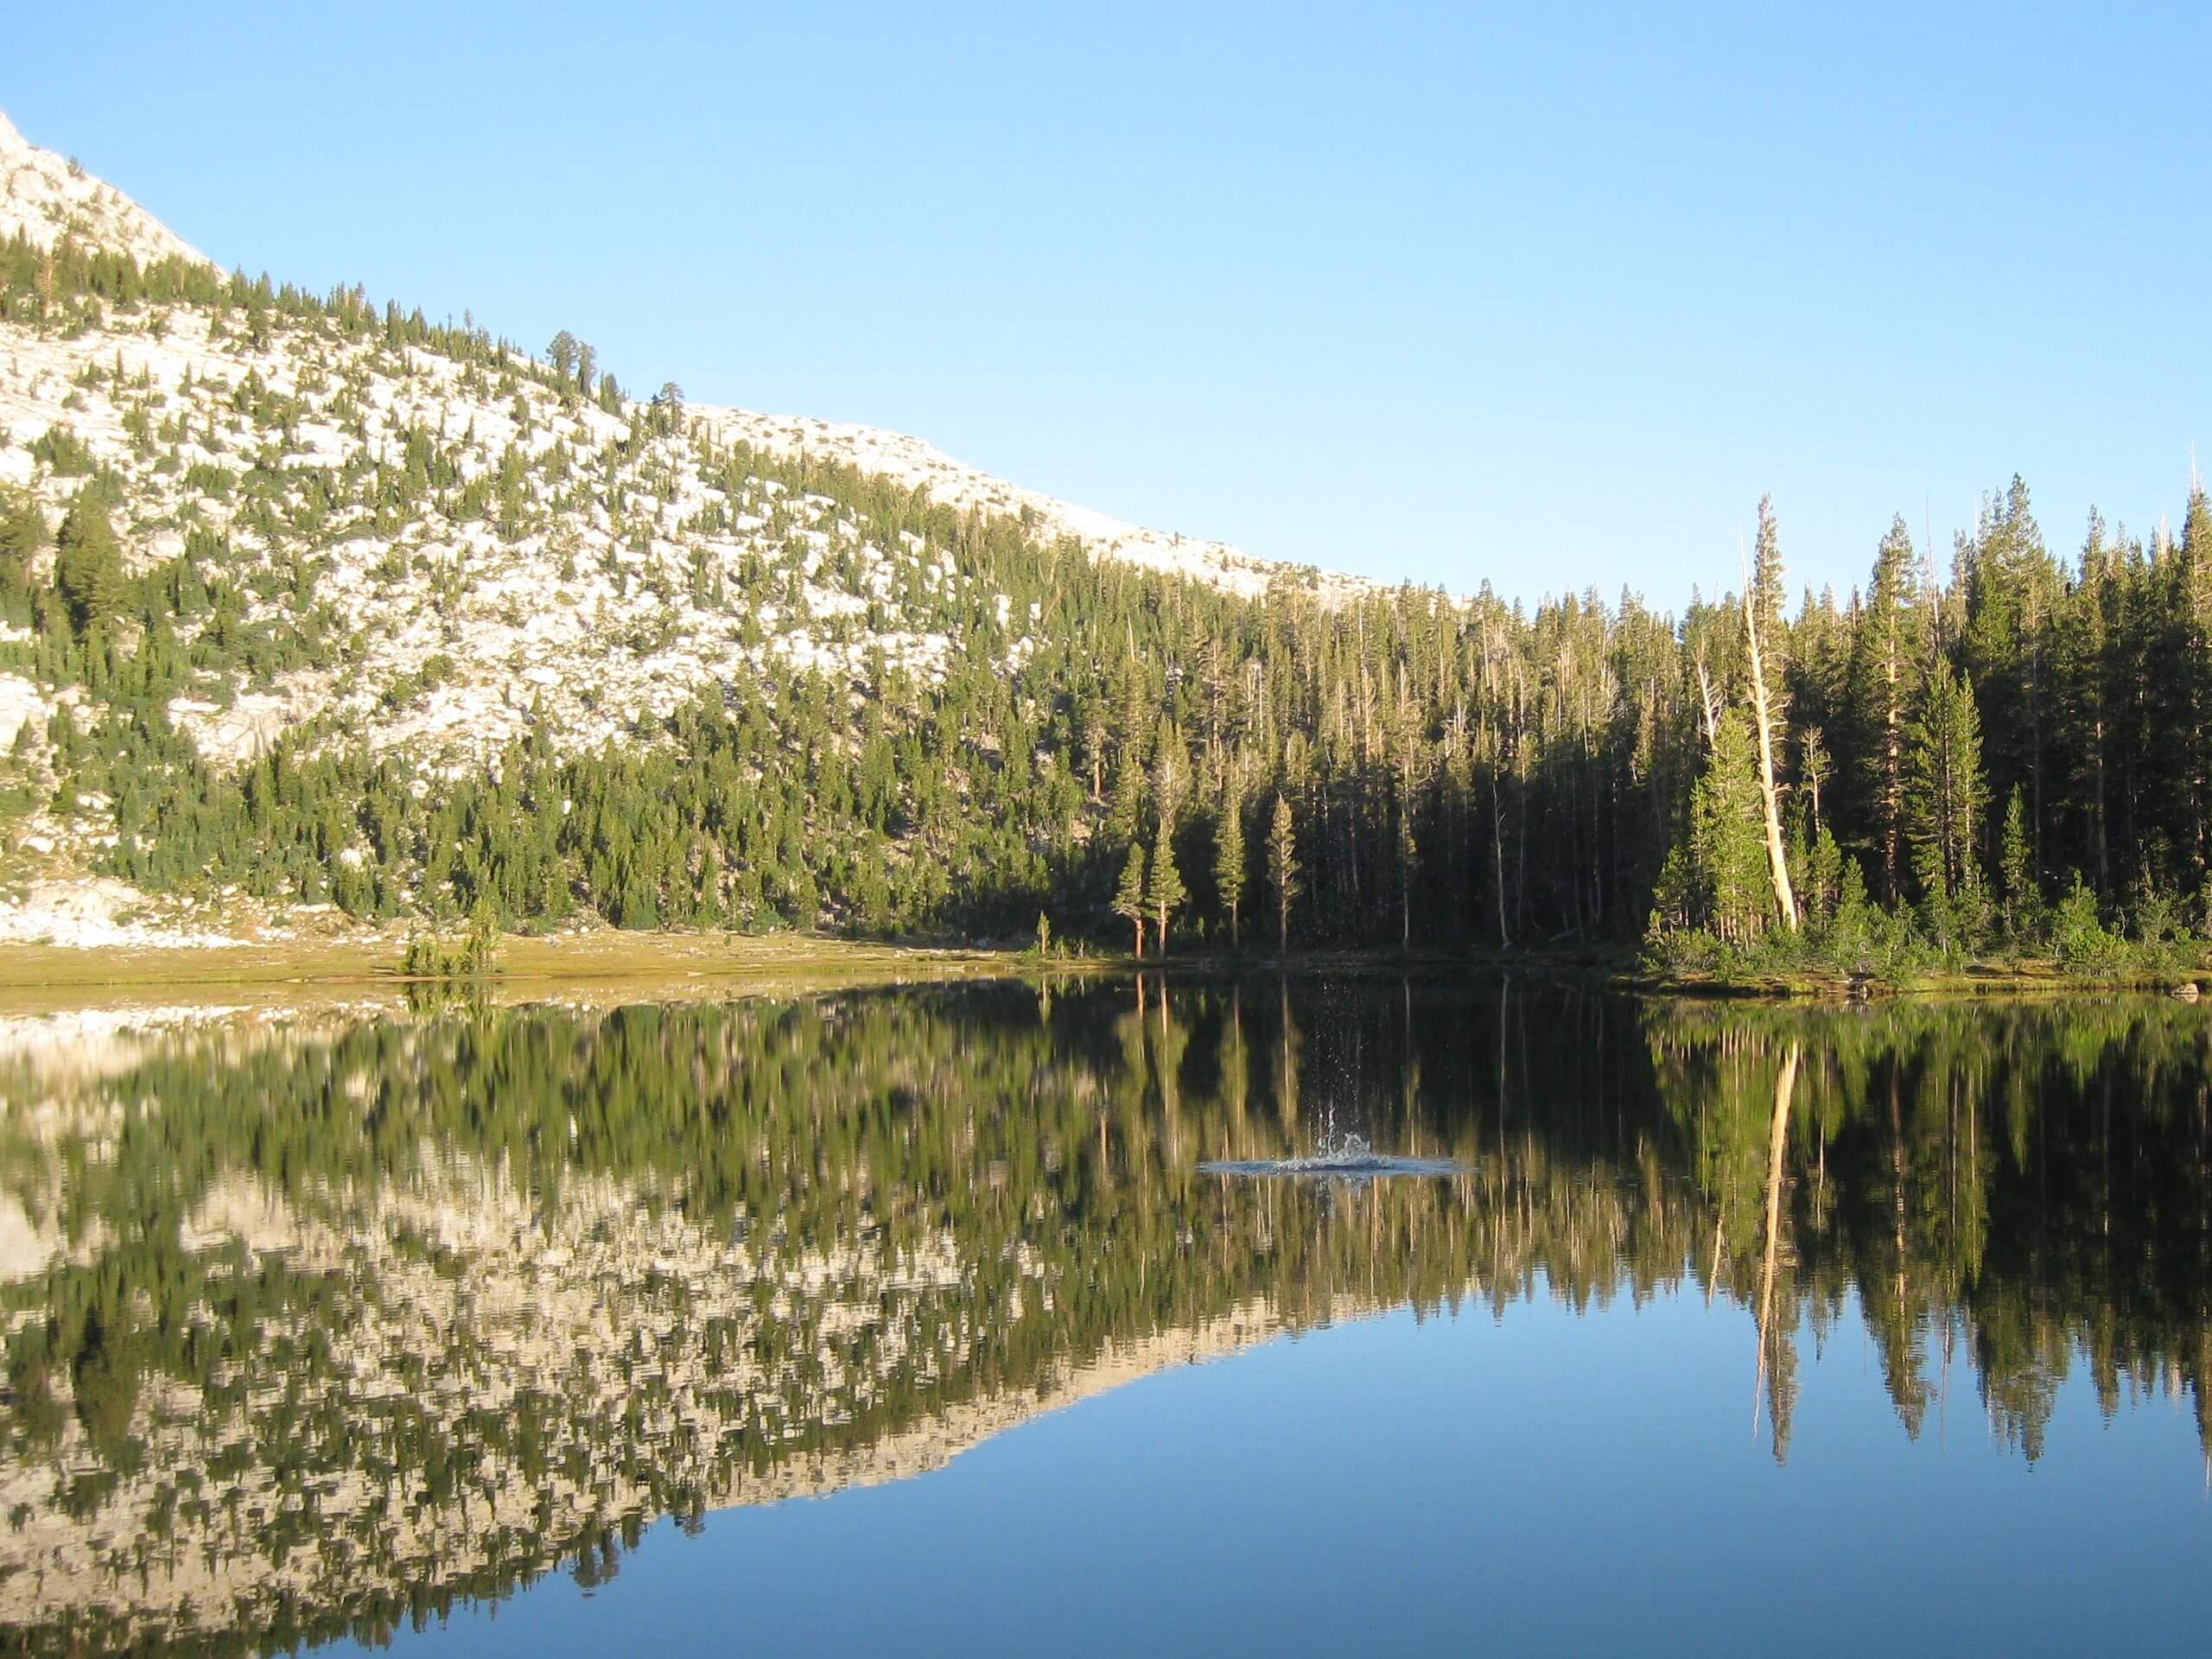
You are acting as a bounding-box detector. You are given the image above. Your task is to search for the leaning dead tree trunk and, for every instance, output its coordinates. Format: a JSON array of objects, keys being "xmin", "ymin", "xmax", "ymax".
[{"xmin": 1742, "ymin": 587, "xmax": 1800, "ymax": 931}]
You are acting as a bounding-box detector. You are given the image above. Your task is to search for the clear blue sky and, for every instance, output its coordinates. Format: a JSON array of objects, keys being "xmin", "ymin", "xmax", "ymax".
[{"xmin": 10, "ymin": 3, "xmax": 2207, "ymax": 606}]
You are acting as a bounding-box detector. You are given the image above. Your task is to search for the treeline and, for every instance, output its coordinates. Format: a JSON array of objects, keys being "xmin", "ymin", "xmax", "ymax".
[
  {"xmin": 0, "ymin": 226, "xmax": 619, "ymax": 404},
  {"xmin": 4, "ymin": 232, "xmax": 2211, "ymax": 963},
  {"xmin": 1647, "ymin": 486, "xmax": 2212, "ymax": 977},
  {"xmin": 10, "ymin": 985, "xmax": 2212, "ymax": 1507}
]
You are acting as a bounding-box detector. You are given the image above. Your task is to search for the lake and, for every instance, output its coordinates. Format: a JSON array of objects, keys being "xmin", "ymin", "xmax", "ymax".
[{"xmin": 3, "ymin": 975, "xmax": 2209, "ymax": 1655}]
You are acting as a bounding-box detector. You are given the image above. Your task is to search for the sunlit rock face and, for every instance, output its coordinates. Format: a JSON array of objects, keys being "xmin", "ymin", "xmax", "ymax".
[
  {"xmin": 0, "ymin": 111, "xmax": 211, "ymax": 267},
  {"xmin": 0, "ymin": 110, "xmax": 1357, "ymax": 772},
  {"xmin": 4, "ymin": 982, "xmax": 2212, "ymax": 1653},
  {"xmin": 0, "ymin": 107, "xmax": 1413, "ymax": 945}
]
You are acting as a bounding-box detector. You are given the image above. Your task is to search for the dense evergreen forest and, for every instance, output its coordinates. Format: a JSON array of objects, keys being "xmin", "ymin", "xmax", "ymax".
[{"xmin": 4, "ymin": 233, "xmax": 2210, "ymax": 973}]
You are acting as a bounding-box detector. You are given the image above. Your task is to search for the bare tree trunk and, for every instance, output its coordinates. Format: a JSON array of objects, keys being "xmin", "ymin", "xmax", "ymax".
[{"xmin": 1743, "ymin": 590, "xmax": 1800, "ymax": 931}]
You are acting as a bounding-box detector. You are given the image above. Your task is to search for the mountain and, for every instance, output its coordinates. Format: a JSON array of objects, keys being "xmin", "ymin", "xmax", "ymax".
[
  {"xmin": 0, "ymin": 110, "xmax": 1347, "ymax": 604},
  {"xmin": 0, "ymin": 111, "xmax": 208, "ymax": 268},
  {"xmin": 5, "ymin": 111, "xmax": 2205, "ymax": 967},
  {"xmin": 0, "ymin": 111, "xmax": 1408, "ymax": 947}
]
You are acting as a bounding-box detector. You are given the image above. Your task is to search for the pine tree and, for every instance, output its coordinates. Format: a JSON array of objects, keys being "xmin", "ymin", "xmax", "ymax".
[
  {"xmin": 1829, "ymin": 854, "xmax": 1876, "ymax": 955},
  {"xmin": 54, "ymin": 499, "xmax": 124, "ymax": 639},
  {"xmin": 1999, "ymin": 785, "xmax": 2035, "ymax": 939},
  {"xmin": 1750, "ymin": 493, "xmax": 1789, "ymax": 707},
  {"xmin": 1389, "ymin": 693, "xmax": 1425, "ymax": 945},
  {"xmin": 1145, "ymin": 821, "xmax": 1185, "ymax": 956},
  {"xmin": 1851, "ymin": 518, "xmax": 1921, "ymax": 902},
  {"xmin": 1113, "ymin": 842, "xmax": 1147, "ymax": 958},
  {"xmin": 463, "ymin": 892, "xmax": 501, "ymax": 976},
  {"xmin": 2175, "ymin": 483, "xmax": 2212, "ymax": 892},
  {"xmin": 1690, "ymin": 709, "xmax": 1772, "ymax": 944},
  {"xmin": 1267, "ymin": 793, "xmax": 1300, "ymax": 954},
  {"xmin": 1213, "ymin": 798, "xmax": 1247, "ymax": 950},
  {"xmin": 1904, "ymin": 667, "xmax": 1989, "ymax": 933},
  {"xmin": 1076, "ymin": 695, "xmax": 1107, "ymax": 802},
  {"xmin": 1961, "ymin": 476, "xmax": 2058, "ymax": 887},
  {"xmin": 1147, "ymin": 718, "xmax": 1188, "ymax": 830},
  {"xmin": 1804, "ymin": 823, "xmax": 1844, "ymax": 924},
  {"xmin": 0, "ymin": 486, "xmax": 45, "ymax": 616},
  {"xmin": 1109, "ymin": 728, "xmax": 1147, "ymax": 843},
  {"xmin": 2052, "ymin": 512, "xmax": 2116, "ymax": 895}
]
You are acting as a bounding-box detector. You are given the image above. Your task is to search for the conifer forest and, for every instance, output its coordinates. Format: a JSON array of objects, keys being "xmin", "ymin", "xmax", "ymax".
[{"xmin": 4, "ymin": 234, "xmax": 2210, "ymax": 977}]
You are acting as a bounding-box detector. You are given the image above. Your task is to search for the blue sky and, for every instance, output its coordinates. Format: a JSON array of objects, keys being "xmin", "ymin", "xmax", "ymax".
[{"xmin": 10, "ymin": 3, "xmax": 2207, "ymax": 605}]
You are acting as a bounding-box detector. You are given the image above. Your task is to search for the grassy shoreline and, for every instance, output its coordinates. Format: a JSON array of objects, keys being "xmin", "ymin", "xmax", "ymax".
[
  {"xmin": 0, "ymin": 931, "xmax": 1045, "ymax": 1016},
  {"xmin": 1, "ymin": 927, "xmax": 2203, "ymax": 1018},
  {"xmin": 1621, "ymin": 963, "xmax": 2206, "ymax": 999}
]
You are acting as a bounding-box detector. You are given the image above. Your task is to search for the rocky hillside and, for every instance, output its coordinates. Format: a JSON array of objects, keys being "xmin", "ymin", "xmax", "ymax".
[
  {"xmin": 0, "ymin": 113, "xmax": 206, "ymax": 268},
  {"xmin": 0, "ymin": 109, "xmax": 1346, "ymax": 779},
  {"xmin": 0, "ymin": 110, "xmax": 1403, "ymax": 946}
]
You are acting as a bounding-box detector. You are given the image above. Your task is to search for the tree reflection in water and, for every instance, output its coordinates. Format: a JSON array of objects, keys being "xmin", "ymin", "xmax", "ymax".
[{"xmin": 0, "ymin": 978, "xmax": 2207, "ymax": 1651}]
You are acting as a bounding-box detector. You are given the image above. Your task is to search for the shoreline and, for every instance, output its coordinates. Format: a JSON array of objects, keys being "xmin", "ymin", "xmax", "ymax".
[
  {"xmin": 0, "ymin": 930, "xmax": 2202, "ymax": 1015},
  {"xmin": 0, "ymin": 931, "xmax": 1035, "ymax": 1016}
]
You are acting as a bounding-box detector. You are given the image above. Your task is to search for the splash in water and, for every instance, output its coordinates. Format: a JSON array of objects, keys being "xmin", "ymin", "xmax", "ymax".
[{"xmin": 1198, "ymin": 1131, "xmax": 1460, "ymax": 1179}]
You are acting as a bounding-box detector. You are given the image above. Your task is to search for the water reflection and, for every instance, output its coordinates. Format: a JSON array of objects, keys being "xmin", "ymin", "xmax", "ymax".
[{"xmin": 0, "ymin": 978, "xmax": 2208, "ymax": 1652}]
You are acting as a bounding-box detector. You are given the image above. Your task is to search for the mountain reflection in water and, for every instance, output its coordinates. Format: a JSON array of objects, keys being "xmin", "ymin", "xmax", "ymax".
[{"xmin": 0, "ymin": 977, "xmax": 2208, "ymax": 1654}]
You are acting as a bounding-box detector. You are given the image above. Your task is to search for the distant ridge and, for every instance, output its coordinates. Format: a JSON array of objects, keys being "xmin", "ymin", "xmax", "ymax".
[
  {"xmin": 0, "ymin": 110, "xmax": 211, "ymax": 269},
  {"xmin": 0, "ymin": 106, "xmax": 1465, "ymax": 951},
  {"xmin": 0, "ymin": 109, "xmax": 1368, "ymax": 605}
]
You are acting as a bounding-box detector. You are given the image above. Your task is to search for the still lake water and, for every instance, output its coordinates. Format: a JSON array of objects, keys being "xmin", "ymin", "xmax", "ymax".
[{"xmin": 3, "ymin": 976, "xmax": 2209, "ymax": 1655}]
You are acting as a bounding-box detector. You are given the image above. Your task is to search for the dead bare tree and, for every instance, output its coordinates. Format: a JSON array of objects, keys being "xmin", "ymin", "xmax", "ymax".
[{"xmin": 1741, "ymin": 563, "xmax": 1800, "ymax": 931}]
